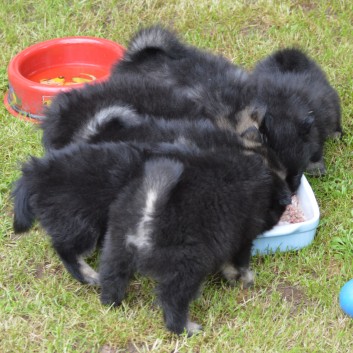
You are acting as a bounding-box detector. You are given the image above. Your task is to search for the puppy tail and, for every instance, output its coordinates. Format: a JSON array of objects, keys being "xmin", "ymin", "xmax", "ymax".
[
  {"xmin": 143, "ymin": 158, "xmax": 184, "ymax": 205},
  {"xmin": 125, "ymin": 25, "xmax": 187, "ymax": 62},
  {"xmin": 12, "ymin": 175, "xmax": 35, "ymax": 234},
  {"xmin": 272, "ymin": 48, "xmax": 312, "ymax": 72},
  {"xmin": 126, "ymin": 158, "xmax": 183, "ymax": 251}
]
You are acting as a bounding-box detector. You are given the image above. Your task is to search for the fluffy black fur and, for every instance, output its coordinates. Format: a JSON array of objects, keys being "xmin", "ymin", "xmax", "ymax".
[
  {"xmin": 40, "ymin": 25, "xmax": 260, "ymax": 152},
  {"xmin": 251, "ymin": 48, "xmax": 342, "ymax": 189},
  {"xmin": 41, "ymin": 27, "xmax": 342, "ymax": 194},
  {"xmin": 40, "ymin": 80, "xmax": 202, "ymax": 150},
  {"xmin": 99, "ymin": 143, "xmax": 291, "ymax": 335},
  {"xmin": 111, "ymin": 25, "xmax": 257, "ymax": 124},
  {"xmin": 12, "ymin": 122, "xmax": 285, "ymax": 283},
  {"xmin": 12, "ymin": 142, "xmax": 144, "ymax": 284},
  {"xmin": 12, "ymin": 139, "xmax": 291, "ymax": 334},
  {"xmin": 42, "ymin": 102, "xmax": 277, "ymax": 169}
]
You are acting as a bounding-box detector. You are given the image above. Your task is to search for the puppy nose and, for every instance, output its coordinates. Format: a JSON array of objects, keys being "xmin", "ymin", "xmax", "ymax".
[{"xmin": 279, "ymin": 193, "xmax": 292, "ymax": 206}]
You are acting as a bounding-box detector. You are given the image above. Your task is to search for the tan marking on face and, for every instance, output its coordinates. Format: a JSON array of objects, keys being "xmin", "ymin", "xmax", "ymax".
[{"xmin": 235, "ymin": 106, "xmax": 259, "ymax": 135}]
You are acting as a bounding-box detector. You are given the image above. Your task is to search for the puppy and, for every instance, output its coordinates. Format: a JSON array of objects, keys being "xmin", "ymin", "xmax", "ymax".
[
  {"xmin": 111, "ymin": 25, "xmax": 258, "ymax": 128},
  {"xmin": 12, "ymin": 142, "xmax": 145, "ymax": 285},
  {"xmin": 113, "ymin": 30, "xmax": 342, "ymax": 190},
  {"xmin": 42, "ymin": 102, "xmax": 286, "ymax": 182},
  {"xmin": 99, "ymin": 143, "xmax": 291, "ymax": 336},
  {"xmin": 41, "ymin": 25, "xmax": 262, "ymax": 152},
  {"xmin": 43, "ymin": 96, "xmax": 262, "ymax": 152},
  {"xmin": 251, "ymin": 48, "xmax": 342, "ymax": 189},
  {"xmin": 12, "ymin": 129, "xmax": 288, "ymax": 284},
  {"xmin": 40, "ymin": 80, "xmax": 203, "ymax": 151},
  {"xmin": 42, "ymin": 90, "xmax": 265, "ymax": 159}
]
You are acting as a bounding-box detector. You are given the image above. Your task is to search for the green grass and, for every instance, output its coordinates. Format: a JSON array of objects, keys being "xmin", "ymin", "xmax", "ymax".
[{"xmin": 1, "ymin": 1, "xmax": 352, "ymax": 352}]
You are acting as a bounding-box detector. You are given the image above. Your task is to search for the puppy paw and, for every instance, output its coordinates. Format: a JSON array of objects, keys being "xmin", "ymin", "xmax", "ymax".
[
  {"xmin": 85, "ymin": 274, "xmax": 100, "ymax": 286},
  {"xmin": 78, "ymin": 258, "xmax": 100, "ymax": 286},
  {"xmin": 239, "ymin": 267, "xmax": 255, "ymax": 289},
  {"xmin": 306, "ymin": 161, "xmax": 326, "ymax": 177},
  {"xmin": 329, "ymin": 130, "xmax": 343, "ymax": 139},
  {"xmin": 100, "ymin": 293, "xmax": 121, "ymax": 307},
  {"xmin": 221, "ymin": 264, "xmax": 254, "ymax": 288},
  {"xmin": 221, "ymin": 263, "xmax": 240, "ymax": 284},
  {"xmin": 186, "ymin": 321, "xmax": 203, "ymax": 336}
]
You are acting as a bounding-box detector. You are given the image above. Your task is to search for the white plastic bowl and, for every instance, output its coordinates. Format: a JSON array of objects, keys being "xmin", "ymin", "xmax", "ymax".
[{"xmin": 252, "ymin": 175, "xmax": 320, "ymax": 255}]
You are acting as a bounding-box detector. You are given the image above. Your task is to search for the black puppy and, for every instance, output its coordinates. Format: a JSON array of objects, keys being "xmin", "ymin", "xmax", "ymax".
[
  {"xmin": 46, "ymin": 102, "xmax": 287, "ymax": 184},
  {"xmin": 41, "ymin": 25, "xmax": 262, "ymax": 152},
  {"xmin": 12, "ymin": 142, "xmax": 144, "ymax": 284},
  {"xmin": 40, "ymin": 81, "xmax": 203, "ymax": 151},
  {"xmin": 251, "ymin": 48, "xmax": 342, "ymax": 189},
  {"xmin": 99, "ymin": 143, "xmax": 291, "ymax": 335},
  {"xmin": 43, "ymin": 99, "xmax": 273, "ymax": 163},
  {"xmin": 12, "ymin": 121, "xmax": 285, "ymax": 285},
  {"xmin": 12, "ymin": 138, "xmax": 291, "ymax": 335},
  {"xmin": 113, "ymin": 29, "xmax": 342, "ymax": 191},
  {"xmin": 111, "ymin": 25, "xmax": 259, "ymax": 128}
]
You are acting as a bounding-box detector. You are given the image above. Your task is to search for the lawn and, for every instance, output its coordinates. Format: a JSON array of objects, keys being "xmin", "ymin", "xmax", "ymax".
[{"xmin": 1, "ymin": 1, "xmax": 352, "ymax": 352}]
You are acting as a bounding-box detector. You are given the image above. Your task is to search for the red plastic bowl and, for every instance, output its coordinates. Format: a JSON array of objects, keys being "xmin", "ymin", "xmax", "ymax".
[{"xmin": 4, "ymin": 37, "xmax": 125, "ymax": 123}]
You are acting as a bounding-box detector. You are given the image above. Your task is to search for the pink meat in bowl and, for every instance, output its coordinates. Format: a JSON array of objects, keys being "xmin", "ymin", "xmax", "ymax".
[
  {"xmin": 252, "ymin": 175, "xmax": 320, "ymax": 255},
  {"xmin": 278, "ymin": 195, "xmax": 306, "ymax": 225}
]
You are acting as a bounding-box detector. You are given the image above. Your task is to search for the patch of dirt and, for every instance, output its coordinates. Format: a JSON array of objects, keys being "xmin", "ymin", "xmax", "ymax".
[
  {"xmin": 276, "ymin": 283, "xmax": 306, "ymax": 306},
  {"xmin": 98, "ymin": 345, "xmax": 119, "ymax": 353},
  {"xmin": 98, "ymin": 341, "xmax": 153, "ymax": 353},
  {"xmin": 240, "ymin": 20, "xmax": 273, "ymax": 37},
  {"xmin": 275, "ymin": 282, "xmax": 315, "ymax": 316},
  {"xmin": 327, "ymin": 258, "xmax": 343, "ymax": 278},
  {"xmin": 125, "ymin": 342, "xmax": 141, "ymax": 353},
  {"xmin": 34, "ymin": 264, "xmax": 45, "ymax": 279},
  {"xmin": 293, "ymin": 1, "xmax": 317, "ymax": 11},
  {"xmin": 9, "ymin": 232, "xmax": 24, "ymax": 241},
  {"xmin": 33, "ymin": 261, "xmax": 62, "ymax": 279}
]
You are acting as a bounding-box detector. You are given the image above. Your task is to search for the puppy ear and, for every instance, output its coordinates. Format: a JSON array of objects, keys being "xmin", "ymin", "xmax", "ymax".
[{"xmin": 299, "ymin": 114, "xmax": 314, "ymax": 135}]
